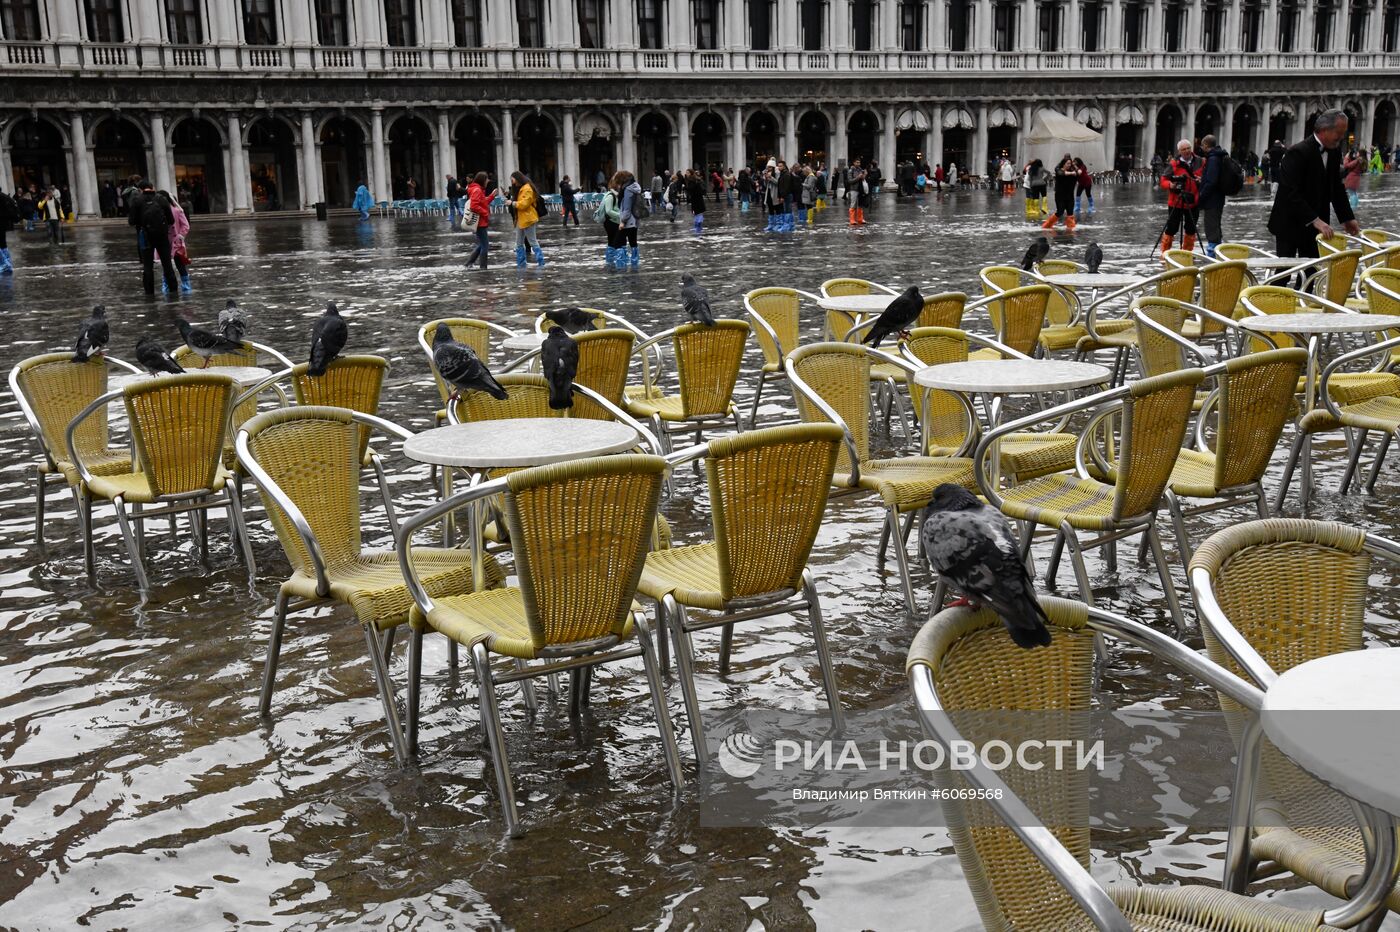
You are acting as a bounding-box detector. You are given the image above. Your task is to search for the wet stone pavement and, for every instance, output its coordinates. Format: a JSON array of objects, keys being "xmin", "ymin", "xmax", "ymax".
[{"xmin": 2, "ymin": 177, "xmax": 1400, "ymax": 930}]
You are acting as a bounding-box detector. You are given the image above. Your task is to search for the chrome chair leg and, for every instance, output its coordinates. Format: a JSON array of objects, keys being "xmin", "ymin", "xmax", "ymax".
[
  {"xmin": 804, "ymin": 571, "xmax": 845, "ymax": 735},
  {"xmin": 887, "ymin": 506, "xmax": 918, "ymax": 616},
  {"xmin": 1223, "ymin": 715, "xmax": 1264, "ymax": 894},
  {"xmin": 227, "ymin": 480, "xmax": 257, "ymax": 579},
  {"xmin": 472, "ymin": 643, "xmax": 522, "ymax": 837},
  {"xmin": 635, "ymin": 616, "xmax": 685, "ymax": 793},
  {"xmin": 259, "ymin": 589, "xmax": 289, "ymax": 717},
  {"xmin": 33, "ymin": 467, "xmax": 46, "ymax": 548},
  {"xmin": 665, "ymin": 595, "xmax": 707, "ymax": 766},
  {"xmin": 1340, "ymin": 428, "xmax": 1369, "ymax": 493},
  {"xmin": 1146, "ymin": 523, "xmax": 1187, "ymax": 637},
  {"xmin": 1062, "ymin": 523, "xmax": 1093, "ymax": 606},
  {"xmin": 717, "ymin": 623, "xmax": 733, "ymax": 675},
  {"xmin": 747, "ymin": 371, "xmax": 767, "ymax": 428},
  {"xmin": 112, "ymin": 497, "xmax": 150, "ymax": 598},
  {"xmin": 1274, "ymin": 430, "xmax": 1307, "ymax": 514},
  {"xmin": 1164, "ymin": 489, "xmax": 1193, "ymax": 568},
  {"xmin": 365, "ymin": 625, "xmax": 407, "ymax": 765},
  {"xmin": 1045, "ymin": 528, "xmax": 1067, "ymax": 586},
  {"xmin": 406, "ymin": 629, "xmax": 424, "ymax": 756},
  {"xmin": 1365, "ymin": 432, "xmax": 1395, "ymax": 494},
  {"xmin": 516, "ymin": 659, "xmax": 539, "ymax": 714},
  {"xmin": 79, "ymin": 488, "xmax": 96, "ymax": 582}
]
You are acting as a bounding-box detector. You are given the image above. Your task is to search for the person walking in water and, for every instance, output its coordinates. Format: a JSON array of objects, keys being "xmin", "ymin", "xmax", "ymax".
[
  {"xmin": 685, "ymin": 169, "xmax": 707, "ymax": 233},
  {"xmin": 1043, "ymin": 155, "xmax": 1079, "ymax": 231},
  {"xmin": 506, "ymin": 170, "xmax": 545, "ymax": 268},
  {"xmin": 127, "ymin": 179, "xmax": 179, "ymax": 294},
  {"xmin": 559, "ymin": 175, "xmax": 579, "ymax": 226},
  {"xmin": 617, "ymin": 170, "xmax": 644, "ymax": 267},
  {"xmin": 463, "ymin": 172, "xmax": 491, "ymax": 269},
  {"xmin": 164, "ymin": 189, "xmax": 193, "ymax": 292},
  {"xmin": 352, "ymin": 180, "xmax": 373, "ymax": 220},
  {"xmin": 0, "ymin": 187, "xmax": 17, "ymax": 275}
]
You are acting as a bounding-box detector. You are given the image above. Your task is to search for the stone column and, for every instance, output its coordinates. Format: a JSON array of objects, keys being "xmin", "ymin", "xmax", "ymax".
[
  {"xmin": 929, "ymin": 103, "xmax": 943, "ymax": 165},
  {"xmin": 1066, "ymin": 0, "xmax": 1082, "ymax": 50},
  {"xmin": 371, "ymin": 107, "xmax": 389, "ymax": 202},
  {"xmin": 1106, "ymin": 0, "xmax": 1122, "ymax": 52},
  {"xmin": 69, "ymin": 112, "xmax": 97, "ymax": 217},
  {"xmin": 1021, "ymin": 0, "xmax": 1037, "ymax": 49},
  {"xmin": 1187, "ymin": 0, "xmax": 1202, "ymax": 50},
  {"xmin": 1103, "ymin": 104, "xmax": 1118, "ymax": 166},
  {"xmin": 1262, "ymin": 1, "xmax": 1278, "ymax": 51},
  {"xmin": 436, "ymin": 110, "xmax": 452, "ymax": 194},
  {"xmin": 150, "ymin": 113, "xmax": 173, "ymax": 194},
  {"xmin": 499, "ymin": 107, "xmax": 516, "ymax": 176},
  {"xmin": 1184, "ymin": 99, "xmax": 1197, "ymax": 141},
  {"xmin": 727, "ymin": 0, "xmax": 748, "ymax": 48},
  {"xmin": 1221, "ymin": 100, "xmax": 1235, "ymax": 150},
  {"xmin": 973, "ymin": 101, "xmax": 989, "ymax": 174},
  {"xmin": 227, "ymin": 112, "xmax": 251, "ymax": 213},
  {"xmin": 1253, "ymin": 100, "xmax": 1270, "ymax": 155},
  {"xmin": 1150, "ymin": 0, "xmax": 1164, "ymax": 50},
  {"xmin": 678, "ymin": 105, "xmax": 692, "ymax": 169},
  {"xmin": 1361, "ymin": 97, "xmax": 1378, "ymax": 146},
  {"xmin": 562, "ymin": 108, "xmax": 579, "ymax": 185},
  {"xmin": 729, "ymin": 106, "xmax": 744, "ymax": 171},
  {"xmin": 302, "ymin": 111, "xmax": 323, "ymax": 205},
  {"xmin": 780, "ymin": 0, "xmax": 800, "ymax": 49},
  {"xmin": 1144, "ymin": 99, "xmax": 1160, "ymax": 161},
  {"xmin": 784, "ymin": 105, "xmax": 799, "ymax": 162},
  {"xmin": 976, "ymin": 0, "xmax": 993, "ymax": 50},
  {"xmin": 1301, "ymin": 0, "xmax": 1316, "ymax": 52},
  {"xmin": 881, "ymin": 103, "xmax": 896, "ymax": 170},
  {"xmin": 1331, "ymin": 2, "xmax": 1348, "ymax": 53},
  {"xmin": 621, "ymin": 108, "xmax": 637, "ymax": 172},
  {"xmin": 833, "ymin": 104, "xmax": 848, "ymax": 165},
  {"xmin": 1367, "ymin": 0, "xmax": 1385, "ymax": 52},
  {"xmin": 882, "ymin": 0, "xmax": 900, "ymax": 49},
  {"xmin": 931, "ymin": 0, "xmax": 947, "ymax": 50},
  {"xmin": 1225, "ymin": 0, "xmax": 1241, "ymax": 51}
]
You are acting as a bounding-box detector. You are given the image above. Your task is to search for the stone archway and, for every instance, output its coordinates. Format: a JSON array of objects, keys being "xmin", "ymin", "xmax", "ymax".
[
  {"xmin": 845, "ymin": 109, "xmax": 879, "ymax": 167},
  {"xmin": 1154, "ymin": 103, "xmax": 1183, "ymax": 158},
  {"xmin": 388, "ymin": 114, "xmax": 433, "ymax": 199},
  {"xmin": 636, "ymin": 111, "xmax": 672, "ymax": 180},
  {"xmin": 1375, "ymin": 100, "xmax": 1397, "ymax": 150},
  {"xmin": 245, "ymin": 117, "xmax": 300, "ymax": 210},
  {"xmin": 91, "ymin": 115, "xmax": 148, "ymax": 189},
  {"xmin": 940, "ymin": 107, "xmax": 974, "ymax": 172},
  {"xmin": 691, "ymin": 110, "xmax": 726, "ymax": 172},
  {"xmin": 1194, "ymin": 103, "xmax": 1221, "ymax": 141},
  {"xmin": 516, "ymin": 112, "xmax": 558, "ymax": 193},
  {"xmin": 1231, "ymin": 103, "xmax": 1259, "ymax": 156},
  {"xmin": 575, "ymin": 112, "xmax": 614, "ymax": 191},
  {"xmin": 320, "ymin": 115, "xmax": 367, "ymax": 208},
  {"xmin": 1268, "ymin": 103, "xmax": 1296, "ymax": 147},
  {"xmin": 170, "ymin": 116, "xmax": 227, "ymax": 214},
  {"xmin": 988, "ymin": 106, "xmax": 1019, "ymax": 164},
  {"xmin": 797, "ymin": 109, "xmax": 829, "ymax": 165},
  {"xmin": 455, "ymin": 113, "xmax": 496, "ymax": 179},
  {"xmin": 7, "ymin": 116, "xmax": 68, "ymax": 194},
  {"xmin": 745, "ymin": 110, "xmax": 780, "ymax": 168}
]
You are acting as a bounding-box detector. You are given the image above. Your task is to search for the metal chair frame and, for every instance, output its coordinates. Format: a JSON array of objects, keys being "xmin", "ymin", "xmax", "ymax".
[
  {"xmin": 627, "ymin": 322, "xmax": 749, "ymax": 453},
  {"xmin": 744, "ymin": 286, "xmax": 823, "ymax": 428}
]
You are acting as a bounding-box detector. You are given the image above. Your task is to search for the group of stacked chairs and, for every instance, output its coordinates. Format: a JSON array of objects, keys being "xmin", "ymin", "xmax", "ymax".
[{"xmin": 13, "ymin": 228, "xmax": 1400, "ymax": 918}]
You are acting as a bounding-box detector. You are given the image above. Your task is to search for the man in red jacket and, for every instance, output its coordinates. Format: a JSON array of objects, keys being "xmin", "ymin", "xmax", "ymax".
[{"xmin": 1157, "ymin": 138, "xmax": 1202, "ymax": 253}]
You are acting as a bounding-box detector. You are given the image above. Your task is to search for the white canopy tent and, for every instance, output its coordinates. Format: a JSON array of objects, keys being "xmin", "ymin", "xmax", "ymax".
[{"xmin": 1022, "ymin": 109, "xmax": 1107, "ymax": 171}]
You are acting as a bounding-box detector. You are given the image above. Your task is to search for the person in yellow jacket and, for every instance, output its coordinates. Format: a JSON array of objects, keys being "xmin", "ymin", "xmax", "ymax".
[{"xmin": 506, "ymin": 171, "xmax": 545, "ymax": 268}]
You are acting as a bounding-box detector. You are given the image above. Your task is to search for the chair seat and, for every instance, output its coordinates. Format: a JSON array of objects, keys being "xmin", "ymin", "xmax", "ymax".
[
  {"xmin": 55, "ymin": 449, "xmax": 132, "ymax": 487},
  {"xmin": 1039, "ymin": 324, "xmax": 1087, "ymax": 352},
  {"xmin": 1076, "ymin": 327, "xmax": 1139, "ymax": 352},
  {"xmin": 1251, "ymin": 823, "xmax": 1400, "ymax": 915},
  {"xmin": 999, "ymin": 431, "xmax": 1078, "ymax": 481},
  {"xmin": 1166, "ymin": 447, "xmax": 1222, "ymax": 498},
  {"xmin": 1300, "ymin": 395, "xmax": 1400, "ymax": 434},
  {"xmin": 1180, "ymin": 318, "xmax": 1227, "ymax": 340},
  {"xmin": 283, "ymin": 548, "xmax": 504, "ymax": 631},
  {"xmin": 837, "ymin": 456, "xmax": 976, "ymax": 510},
  {"xmin": 626, "ymin": 393, "xmax": 735, "ymax": 423},
  {"xmin": 1103, "ymin": 881, "xmax": 1340, "ymax": 932},
  {"xmin": 761, "ymin": 360, "xmax": 788, "ymax": 374},
  {"xmin": 968, "ymin": 346, "xmax": 1009, "ymax": 361},
  {"xmin": 1307, "ymin": 371, "xmax": 1400, "ymax": 405},
  {"xmin": 87, "ymin": 464, "xmax": 233, "ymax": 505},
  {"xmin": 624, "ymin": 384, "xmax": 665, "ymax": 402},
  {"xmin": 638, "ymin": 541, "xmax": 728, "ymax": 609},
  {"xmin": 999, "ymin": 472, "xmax": 1122, "ymax": 531},
  {"xmin": 870, "ymin": 361, "xmax": 908, "ymax": 383},
  {"xmin": 486, "ymin": 512, "xmax": 673, "ymax": 550},
  {"xmin": 413, "ymin": 586, "xmax": 637, "ymax": 660}
]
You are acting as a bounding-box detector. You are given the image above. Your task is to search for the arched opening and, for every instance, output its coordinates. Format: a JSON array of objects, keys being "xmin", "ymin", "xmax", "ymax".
[
  {"xmin": 1375, "ymin": 101, "xmax": 1397, "ymax": 149},
  {"xmin": 1231, "ymin": 104, "xmax": 1258, "ymax": 157},
  {"xmin": 388, "ymin": 115, "xmax": 433, "ymax": 199},
  {"xmin": 1114, "ymin": 104, "xmax": 1146, "ymax": 165},
  {"xmin": 691, "ymin": 111, "xmax": 725, "ymax": 173},
  {"xmin": 1154, "ymin": 104, "xmax": 1183, "ymax": 159},
  {"xmin": 1303, "ymin": 109, "xmax": 1323, "ymax": 136},
  {"xmin": 92, "ymin": 116, "xmax": 148, "ymax": 190},
  {"xmin": 575, "ymin": 114, "xmax": 614, "ymax": 191},
  {"xmin": 1194, "ymin": 103, "xmax": 1221, "ymax": 142},
  {"xmin": 797, "ymin": 110, "xmax": 829, "ymax": 165},
  {"xmin": 1342, "ymin": 102, "xmax": 1363, "ymax": 148},
  {"xmin": 246, "ymin": 118, "xmax": 300, "ymax": 211},
  {"xmin": 845, "ymin": 109, "xmax": 879, "ymax": 167},
  {"xmin": 1268, "ymin": 107, "xmax": 1295, "ymax": 147},
  {"xmin": 987, "ymin": 107, "xmax": 1019, "ymax": 165},
  {"xmin": 7, "ymin": 118, "xmax": 67, "ymax": 194},
  {"xmin": 939, "ymin": 107, "xmax": 974, "ymax": 171},
  {"xmin": 745, "ymin": 111, "xmax": 780, "ymax": 168},
  {"xmin": 636, "ymin": 112, "xmax": 672, "ymax": 180},
  {"xmin": 320, "ymin": 116, "xmax": 367, "ymax": 208},
  {"xmin": 455, "ymin": 114, "xmax": 496, "ymax": 180},
  {"xmin": 516, "ymin": 113, "xmax": 558, "ymax": 193},
  {"xmin": 171, "ymin": 118, "xmax": 226, "ymax": 214}
]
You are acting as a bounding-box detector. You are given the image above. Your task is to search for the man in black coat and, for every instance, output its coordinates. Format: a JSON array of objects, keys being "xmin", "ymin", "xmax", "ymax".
[
  {"xmin": 127, "ymin": 179, "xmax": 178, "ymax": 295},
  {"xmin": 1267, "ymin": 108, "xmax": 1361, "ymax": 258}
]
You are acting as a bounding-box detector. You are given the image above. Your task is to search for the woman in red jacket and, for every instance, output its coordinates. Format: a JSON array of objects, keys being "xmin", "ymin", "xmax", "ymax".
[{"xmin": 463, "ymin": 171, "xmax": 491, "ymax": 269}]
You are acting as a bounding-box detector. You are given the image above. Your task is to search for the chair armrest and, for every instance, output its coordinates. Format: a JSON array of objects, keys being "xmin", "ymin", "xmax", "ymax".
[
  {"xmin": 64, "ymin": 389, "xmax": 124, "ymax": 486},
  {"xmin": 501, "ymin": 348, "xmax": 542, "ymax": 373},
  {"xmin": 105, "ymin": 355, "xmax": 144, "ymax": 374},
  {"xmin": 746, "ymin": 308, "xmax": 787, "ymax": 360},
  {"xmin": 1130, "ymin": 307, "xmax": 1213, "ymax": 368},
  {"xmin": 573, "ymin": 384, "xmax": 664, "ymax": 454},
  {"xmin": 235, "ymin": 426, "xmax": 333, "ymax": 597},
  {"xmin": 249, "ymin": 341, "xmax": 295, "ymax": 369},
  {"xmin": 395, "ymin": 475, "xmax": 510, "ymax": 617},
  {"xmin": 233, "ymin": 367, "xmax": 295, "ymax": 409},
  {"xmin": 664, "ymin": 441, "xmax": 709, "ymax": 468}
]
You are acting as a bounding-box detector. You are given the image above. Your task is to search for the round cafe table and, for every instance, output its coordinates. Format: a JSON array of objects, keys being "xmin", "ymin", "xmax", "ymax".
[
  {"xmin": 1037, "ymin": 272, "xmax": 1146, "ymax": 290},
  {"xmin": 502, "ymin": 332, "xmax": 547, "ymax": 372},
  {"xmin": 111, "ymin": 365, "xmax": 274, "ymax": 390},
  {"xmin": 1262, "ymin": 649, "xmax": 1400, "ymax": 926},
  {"xmin": 1240, "ymin": 313, "xmax": 1400, "ymax": 508},
  {"xmin": 815, "ymin": 293, "xmax": 899, "ymax": 314}
]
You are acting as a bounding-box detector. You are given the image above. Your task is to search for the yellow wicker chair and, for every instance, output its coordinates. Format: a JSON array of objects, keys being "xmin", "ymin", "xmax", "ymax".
[
  {"xmin": 1190, "ymin": 519, "xmax": 1400, "ymax": 921},
  {"xmin": 626, "ymin": 320, "xmax": 750, "ymax": 451},
  {"xmin": 397, "ymin": 454, "xmax": 683, "ymax": 837},
  {"xmin": 1360, "ymin": 243, "xmax": 1400, "ymax": 275},
  {"xmin": 978, "ymin": 369, "xmax": 1205, "ymax": 633},
  {"xmin": 1163, "ymin": 247, "xmax": 1205, "ymax": 268},
  {"xmin": 1361, "ymin": 228, "xmax": 1394, "ymax": 246},
  {"xmin": 1036, "ymin": 259, "xmax": 1092, "ymax": 355},
  {"xmin": 819, "ymin": 277, "xmax": 898, "ymax": 341},
  {"xmin": 1214, "ymin": 242, "xmax": 1268, "ymax": 262},
  {"xmin": 1360, "ymin": 267, "xmax": 1400, "ymax": 368},
  {"xmin": 67, "ymin": 372, "xmax": 253, "ymax": 598},
  {"xmin": 745, "ymin": 286, "xmax": 820, "ymax": 427},
  {"xmin": 909, "ymin": 595, "xmax": 1343, "ymax": 932},
  {"xmin": 8, "ymin": 352, "xmax": 140, "ymax": 551},
  {"xmin": 235, "ymin": 405, "xmax": 500, "ymax": 764},
  {"xmin": 417, "ymin": 317, "xmax": 518, "ymax": 422},
  {"xmin": 901, "ymin": 326, "xmax": 1082, "ymax": 483},
  {"xmin": 1299, "ymin": 249, "xmax": 1362, "ymax": 309},
  {"xmin": 786, "ymin": 342, "xmax": 977, "ymax": 614},
  {"xmin": 970, "ymin": 283, "xmax": 1053, "ymax": 360},
  {"xmin": 640, "ymin": 424, "xmax": 846, "ymax": 761},
  {"xmin": 172, "ymin": 338, "xmax": 293, "ymax": 467},
  {"xmin": 532, "ymin": 308, "xmax": 666, "ymax": 404},
  {"xmin": 1184, "ymin": 259, "xmax": 1249, "ymax": 347},
  {"xmin": 1076, "ymin": 266, "xmax": 1200, "ymax": 384},
  {"xmin": 291, "ymin": 354, "xmax": 387, "ymax": 456}
]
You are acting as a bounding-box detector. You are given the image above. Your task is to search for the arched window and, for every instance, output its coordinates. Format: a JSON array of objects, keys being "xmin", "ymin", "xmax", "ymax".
[
  {"xmin": 900, "ymin": 0, "xmax": 923, "ymax": 50},
  {"xmin": 1347, "ymin": 0, "xmax": 1368, "ymax": 51},
  {"xmin": 694, "ymin": 0, "xmax": 719, "ymax": 48},
  {"xmin": 1, "ymin": 0, "xmax": 43, "ymax": 41},
  {"xmin": 86, "ymin": 0, "xmax": 125, "ymax": 41},
  {"xmin": 1038, "ymin": 0, "xmax": 1062, "ymax": 50},
  {"xmin": 165, "ymin": 0, "xmax": 202, "ymax": 44},
  {"xmin": 637, "ymin": 0, "xmax": 663, "ymax": 49},
  {"xmin": 1121, "ymin": 1, "xmax": 1145, "ymax": 50},
  {"xmin": 1202, "ymin": 0, "xmax": 1225, "ymax": 51},
  {"xmin": 1081, "ymin": 0, "xmax": 1103, "ymax": 50},
  {"xmin": 750, "ymin": 0, "xmax": 772, "ymax": 49},
  {"xmin": 1240, "ymin": 2, "xmax": 1262, "ymax": 51},
  {"xmin": 946, "ymin": 0, "xmax": 971, "ymax": 49},
  {"xmin": 315, "ymin": 0, "xmax": 350, "ymax": 45},
  {"xmin": 242, "ymin": 0, "xmax": 277, "ymax": 44},
  {"xmin": 801, "ymin": 0, "xmax": 824, "ymax": 49},
  {"xmin": 1385, "ymin": 0, "xmax": 1400, "ymax": 52},
  {"xmin": 1278, "ymin": 0, "xmax": 1300, "ymax": 49},
  {"xmin": 852, "ymin": 0, "xmax": 873, "ymax": 50},
  {"xmin": 579, "ymin": 0, "xmax": 604, "ymax": 47},
  {"xmin": 384, "ymin": 0, "xmax": 416, "ymax": 45},
  {"xmin": 992, "ymin": 1, "xmax": 1016, "ymax": 51},
  {"xmin": 452, "ymin": 0, "xmax": 483, "ymax": 47},
  {"xmin": 517, "ymin": 0, "xmax": 544, "ymax": 47},
  {"xmin": 1314, "ymin": 0, "xmax": 1336, "ymax": 50},
  {"xmin": 1163, "ymin": 1, "xmax": 1184, "ymax": 51}
]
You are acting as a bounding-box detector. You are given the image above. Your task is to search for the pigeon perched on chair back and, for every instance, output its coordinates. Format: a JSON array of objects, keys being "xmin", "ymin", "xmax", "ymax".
[
  {"xmin": 307, "ymin": 301, "xmax": 347, "ymax": 377},
  {"xmin": 542, "ymin": 327, "xmax": 579, "ymax": 410},
  {"xmin": 860, "ymin": 286, "xmax": 923, "ymax": 348},
  {"xmin": 176, "ymin": 318, "xmax": 243, "ymax": 368},
  {"xmin": 72, "ymin": 306, "xmax": 109, "ymax": 363},
  {"xmin": 219, "ymin": 299, "xmax": 248, "ymax": 343},
  {"xmin": 432, "ymin": 322, "xmax": 508, "ymax": 401},
  {"xmin": 135, "ymin": 336, "xmax": 184, "ymax": 375},
  {"xmin": 1019, "ymin": 236, "xmax": 1050, "ymax": 271},
  {"xmin": 920, "ymin": 483, "xmax": 1052, "ymax": 649},
  {"xmin": 1085, "ymin": 243, "xmax": 1104, "ymax": 274},
  {"xmin": 544, "ymin": 306, "xmax": 598, "ymax": 334},
  {"xmin": 680, "ymin": 273, "xmax": 716, "ymax": 326}
]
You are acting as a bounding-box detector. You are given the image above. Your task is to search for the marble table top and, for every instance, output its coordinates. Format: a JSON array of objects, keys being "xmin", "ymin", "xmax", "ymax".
[
  {"xmin": 1038, "ymin": 272, "xmax": 1147, "ymax": 289},
  {"xmin": 817, "ymin": 293, "xmax": 898, "ymax": 313},
  {"xmin": 913, "ymin": 358, "xmax": 1111, "ymax": 394},
  {"xmin": 111, "ymin": 365, "xmax": 273, "ymax": 390},
  {"xmin": 503, "ymin": 332, "xmax": 547, "ymax": 351},
  {"xmin": 402, "ymin": 418, "xmax": 639, "ymax": 468},
  {"xmin": 1239, "ymin": 313, "xmax": 1400, "ymax": 335},
  {"xmin": 1243, "ymin": 255, "xmax": 1321, "ymax": 269}
]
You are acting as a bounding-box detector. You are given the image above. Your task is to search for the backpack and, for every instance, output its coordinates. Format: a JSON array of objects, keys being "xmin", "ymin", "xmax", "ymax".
[
  {"xmin": 593, "ymin": 191, "xmax": 612, "ymax": 224},
  {"xmin": 140, "ymin": 194, "xmax": 169, "ymax": 232},
  {"xmin": 631, "ymin": 188, "xmax": 650, "ymax": 220},
  {"xmin": 1219, "ymin": 153, "xmax": 1245, "ymax": 197},
  {"xmin": 0, "ymin": 192, "xmax": 18, "ymax": 223},
  {"xmin": 532, "ymin": 185, "xmax": 548, "ymax": 217}
]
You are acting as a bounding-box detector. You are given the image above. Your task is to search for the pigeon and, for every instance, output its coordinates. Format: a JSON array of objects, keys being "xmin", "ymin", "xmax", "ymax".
[
  {"xmin": 542, "ymin": 327, "xmax": 579, "ymax": 410},
  {"xmin": 71, "ymin": 306, "xmax": 109, "ymax": 363},
  {"xmin": 307, "ymin": 301, "xmax": 348, "ymax": 377},
  {"xmin": 134, "ymin": 336, "xmax": 184, "ymax": 375},
  {"xmin": 545, "ymin": 306, "xmax": 599, "ymax": 334},
  {"xmin": 920, "ymin": 484, "xmax": 1052, "ymax": 649},
  {"xmin": 219, "ymin": 299, "xmax": 248, "ymax": 343},
  {"xmin": 1019, "ymin": 235, "xmax": 1051, "ymax": 271},
  {"xmin": 860, "ymin": 285, "xmax": 924, "ymax": 348},
  {"xmin": 1086, "ymin": 242, "xmax": 1104, "ymax": 274},
  {"xmin": 176, "ymin": 318, "xmax": 243, "ymax": 367},
  {"xmin": 680, "ymin": 273, "xmax": 716, "ymax": 326},
  {"xmin": 432, "ymin": 322, "xmax": 508, "ymax": 401}
]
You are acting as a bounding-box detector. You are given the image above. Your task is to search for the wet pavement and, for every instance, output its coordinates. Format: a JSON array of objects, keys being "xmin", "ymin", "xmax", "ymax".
[{"xmin": 2, "ymin": 176, "xmax": 1400, "ymax": 930}]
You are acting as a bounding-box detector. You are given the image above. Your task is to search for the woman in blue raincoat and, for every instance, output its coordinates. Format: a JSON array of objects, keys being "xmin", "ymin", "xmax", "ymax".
[{"xmin": 352, "ymin": 181, "xmax": 373, "ymax": 220}]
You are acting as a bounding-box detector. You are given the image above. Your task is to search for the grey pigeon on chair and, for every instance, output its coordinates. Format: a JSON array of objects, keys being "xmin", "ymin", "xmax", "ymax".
[
  {"xmin": 432, "ymin": 322, "xmax": 508, "ymax": 401},
  {"xmin": 860, "ymin": 285, "xmax": 923, "ymax": 348},
  {"xmin": 307, "ymin": 301, "xmax": 347, "ymax": 377},
  {"xmin": 135, "ymin": 336, "xmax": 184, "ymax": 375},
  {"xmin": 176, "ymin": 318, "xmax": 242, "ymax": 367},
  {"xmin": 542, "ymin": 327, "xmax": 579, "ymax": 410},
  {"xmin": 680, "ymin": 273, "xmax": 716, "ymax": 326},
  {"xmin": 71, "ymin": 306, "xmax": 109, "ymax": 363},
  {"xmin": 1019, "ymin": 235, "xmax": 1050, "ymax": 271},
  {"xmin": 219, "ymin": 299, "xmax": 248, "ymax": 343},
  {"xmin": 920, "ymin": 483, "xmax": 1052, "ymax": 649},
  {"xmin": 1085, "ymin": 243, "xmax": 1104, "ymax": 274},
  {"xmin": 545, "ymin": 306, "xmax": 598, "ymax": 334}
]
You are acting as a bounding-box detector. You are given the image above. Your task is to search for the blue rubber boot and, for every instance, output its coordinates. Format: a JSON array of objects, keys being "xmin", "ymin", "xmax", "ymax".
[
  {"xmin": 763, "ymin": 213, "xmax": 774, "ymax": 232},
  {"xmin": 515, "ymin": 245, "xmax": 527, "ymax": 268},
  {"xmin": 693, "ymin": 215, "xmax": 703, "ymax": 233},
  {"xmin": 1205, "ymin": 242, "xmax": 1219, "ymax": 258},
  {"xmin": 179, "ymin": 272, "xmax": 192, "ymax": 292},
  {"xmin": 614, "ymin": 247, "xmax": 629, "ymax": 269},
  {"xmin": 603, "ymin": 246, "xmax": 615, "ymax": 267},
  {"xmin": 0, "ymin": 248, "xmax": 12, "ymax": 275},
  {"xmin": 629, "ymin": 246, "xmax": 639, "ymax": 268},
  {"xmin": 533, "ymin": 246, "xmax": 545, "ymax": 267}
]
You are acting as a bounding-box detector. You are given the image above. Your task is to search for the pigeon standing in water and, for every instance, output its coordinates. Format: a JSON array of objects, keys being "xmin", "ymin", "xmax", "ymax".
[
  {"xmin": 545, "ymin": 306, "xmax": 599, "ymax": 334},
  {"xmin": 860, "ymin": 286, "xmax": 924, "ymax": 348},
  {"xmin": 134, "ymin": 336, "xmax": 184, "ymax": 375},
  {"xmin": 72, "ymin": 306, "xmax": 110, "ymax": 363},
  {"xmin": 920, "ymin": 483, "xmax": 1052, "ymax": 649},
  {"xmin": 307, "ymin": 301, "xmax": 348, "ymax": 377},
  {"xmin": 432, "ymin": 322, "xmax": 508, "ymax": 401},
  {"xmin": 680, "ymin": 273, "xmax": 716, "ymax": 326},
  {"xmin": 542, "ymin": 327, "xmax": 579, "ymax": 410},
  {"xmin": 219, "ymin": 299, "xmax": 248, "ymax": 343},
  {"xmin": 176, "ymin": 318, "xmax": 242, "ymax": 367},
  {"xmin": 1085, "ymin": 243, "xmax": 1104, "ymax": 274}
]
